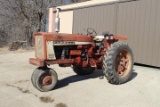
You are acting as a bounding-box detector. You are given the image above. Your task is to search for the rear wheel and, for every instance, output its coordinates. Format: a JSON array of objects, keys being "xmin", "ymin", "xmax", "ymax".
[
  {"xmin": 72, "ymin": 65, "xmax": 95, "ymax": 75},
  {"xmin": 103, "ymin": 41, "xmax": 134, "ymax": 84},
  {"xmin": 31, "ymin": 67, "xmax": 58, "ymax": 92}
]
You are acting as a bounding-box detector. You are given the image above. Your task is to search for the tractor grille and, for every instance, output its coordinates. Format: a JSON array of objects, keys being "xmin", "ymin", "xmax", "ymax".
[
  {"xmin": 35, "ymin": 35, "xmax": 44, "ymax": 59},
  {"xmin": 46, "ymin": 41, "xmax": 56, "ymax": 60}
]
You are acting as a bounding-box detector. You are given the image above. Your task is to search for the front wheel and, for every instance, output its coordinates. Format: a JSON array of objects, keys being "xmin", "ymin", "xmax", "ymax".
[
  {"xmin": 31, "ymin": 67, "xmax": 58, "ymax": 92},
  {"xmin": 103, "ymin": 41, "xmax": 134, "ymax": 84}
]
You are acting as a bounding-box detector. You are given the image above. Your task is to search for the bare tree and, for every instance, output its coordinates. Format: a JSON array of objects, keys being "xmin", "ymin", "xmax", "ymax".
[{"xmin": 0, "ymin": 0, "xmax": 88, "ymax": 47}]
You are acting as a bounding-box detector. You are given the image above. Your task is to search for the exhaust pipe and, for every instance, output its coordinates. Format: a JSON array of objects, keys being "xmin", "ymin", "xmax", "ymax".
[{"xmin": 55, "ymin": 8, "xmax": 60, "ymax": 33}]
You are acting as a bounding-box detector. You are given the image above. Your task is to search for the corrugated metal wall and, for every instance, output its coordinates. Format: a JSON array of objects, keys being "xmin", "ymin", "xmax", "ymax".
[
  {"xmin": 73, "ymin": 0, "xmax": 160, "ymax": 67},
  {"xmin": 73, "ymin": 3, "xmax": 116, "ymax": 35}
]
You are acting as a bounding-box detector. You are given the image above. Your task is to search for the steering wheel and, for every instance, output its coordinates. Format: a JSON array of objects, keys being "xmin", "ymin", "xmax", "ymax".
[{"xmin": 87, "ymin": 28, "xmax": 97, "ymax": 36}]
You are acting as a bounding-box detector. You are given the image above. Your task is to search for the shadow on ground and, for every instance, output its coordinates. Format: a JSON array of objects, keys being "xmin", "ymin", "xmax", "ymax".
[
  {"xmin": 129, "ymin": 71, "xmax": 138, "ymax": 81},
  {"xmin": 55, "ymin": 70, "xmax": 103, "ymax": 90},
  {"xmin": 55, "ymin": 69, "xmax": 138, "ymax": 90}
]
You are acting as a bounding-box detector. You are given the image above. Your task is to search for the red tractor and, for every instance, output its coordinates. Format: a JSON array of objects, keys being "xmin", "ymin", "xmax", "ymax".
[{"xmin": 29, "ymin": 29, "xmax": 134, "ymax": 92}]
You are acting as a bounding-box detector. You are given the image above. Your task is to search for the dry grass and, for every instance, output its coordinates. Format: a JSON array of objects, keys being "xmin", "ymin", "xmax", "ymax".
[
  {"xmin": 39, "ymin": 96, "xmax": 54, "ymax": 103},
  {"xmin": 55, "ymin": 103, "xmax": 68, "ymax": 107}
]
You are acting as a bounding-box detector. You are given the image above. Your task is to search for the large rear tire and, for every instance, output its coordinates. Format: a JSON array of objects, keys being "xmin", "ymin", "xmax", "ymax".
[
  {"xmin": 103, "ymin": 41, "xmax": 134, "ymax": 84},
  {"xmin": 72, "ymin": 65, "xmax": 95, "ymax": 75}
]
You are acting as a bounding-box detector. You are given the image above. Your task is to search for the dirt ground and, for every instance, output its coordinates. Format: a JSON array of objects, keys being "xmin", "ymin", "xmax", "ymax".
[{"xmin": 0, "ymin": 50, "xmax": 160, "ymax": 107}]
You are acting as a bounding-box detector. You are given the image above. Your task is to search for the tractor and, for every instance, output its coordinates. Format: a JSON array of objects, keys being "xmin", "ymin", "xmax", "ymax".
[{"xmin": 29, "ymin": 28, "xmax": 134, "ymax": 92}]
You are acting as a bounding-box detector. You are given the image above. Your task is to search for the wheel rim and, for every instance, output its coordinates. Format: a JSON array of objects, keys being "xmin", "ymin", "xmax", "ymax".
[
  {"xmin": 115, "ymin": 49, "xmax": 131, "ymax": 77},
  {"xmin": 40, "ymin": 74, "xmax": 52, "ymax": 86}
]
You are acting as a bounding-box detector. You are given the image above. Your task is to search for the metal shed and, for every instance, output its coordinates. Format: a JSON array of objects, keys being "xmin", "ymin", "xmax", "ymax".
[{"xmin": 49, "ymin": 0, "xmax": 160, "ymax": 67}]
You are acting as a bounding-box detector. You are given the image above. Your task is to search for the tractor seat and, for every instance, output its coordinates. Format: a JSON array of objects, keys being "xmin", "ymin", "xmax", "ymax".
[
  {"xmin": 94, "ymin": 35, "xmax": 104, "ymax": 41},
  {"xmin": 94, "ymin": 32, "xmax": 109, "ymax": 41}
]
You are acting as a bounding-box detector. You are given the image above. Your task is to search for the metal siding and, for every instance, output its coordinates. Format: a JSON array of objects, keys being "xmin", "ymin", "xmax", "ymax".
[
  {"xmin": 132, "ymin": 1, "xmax": 139, "ymax": 63},
  {"xmin": 125, "ymin": 2, "xmax": 133, "ymax": 47},
  {"xmin": 116, "ymin": 3, "xmax": 122, "ymax": 35},
  {"xmin": 73, "ymin": 4, "xmax": 116, "ymax": 35},
  {"xmin": 140, "ymin": 0, "xmax": 152, "ymax": 65},
  {"xmin": 109, "ymin": 4, "xmax": 116, "ymax": 33},
  {"xmin": 142, "ymin": 0, "xmax": 152, "ymax": 65},
  {"xmin": 73, "ymin": 0, "xmax": 160, "ymax": 67},
  {"xmin": 103, "ymin": 6, "xmax": 110, "ymax": 33},
  {"xmin": 129, "ymin": 2, "xmax": 137, "ymax": 62},
  {"xmin": 136, "ymin": 0, "xmax": 146, "ymax": 64},
  {"xmin": 148, "ymin": 0, "xmax": 158, "ymax": 66},
  {"xmin": 116, "ymin": 1, "xmax": 138, "ymax": 61},
  {"xmin": 155, "ymin": 0, "xmax": 160, "ymax": 67}
]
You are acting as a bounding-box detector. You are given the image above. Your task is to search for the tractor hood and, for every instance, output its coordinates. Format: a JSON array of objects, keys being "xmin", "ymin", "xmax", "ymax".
[{"xmin": 34, "ymin": 32, "xmax": 93, "ymax": 42}]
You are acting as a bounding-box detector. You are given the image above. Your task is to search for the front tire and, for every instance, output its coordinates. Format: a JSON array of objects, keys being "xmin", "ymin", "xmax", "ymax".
[
  {"xmin": 103, "ymin": 41, "xmax": 134, "ymax": 84},
  {"xmin": 31, "ymin": 67, "xmax": 58, "ymax": 92},
  {"xmin": 31, "ymin": 67, "xmax": 41, "ymax": 88}
]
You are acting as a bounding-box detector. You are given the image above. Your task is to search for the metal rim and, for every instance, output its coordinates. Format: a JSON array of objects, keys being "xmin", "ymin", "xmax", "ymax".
[
  {"xmin": 115, "ymin": 49, "xmax": 131, "ymax": 77},
  {"xmin": 40, "ymin": 74, "xmax": 53, "ymax": 86}
]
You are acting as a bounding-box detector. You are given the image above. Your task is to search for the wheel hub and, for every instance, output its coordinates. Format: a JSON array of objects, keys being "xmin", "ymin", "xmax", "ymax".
[
  {"xmin": 116, "ymin": 50, "xmax": 129, "ymax": 77},
  {"xmin": 41, "ymin": 75, "xmax": 52, "ymax": 86}
]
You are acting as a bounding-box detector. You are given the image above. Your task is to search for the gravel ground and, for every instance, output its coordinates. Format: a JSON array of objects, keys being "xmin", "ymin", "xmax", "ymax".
[{"xmin": 0, "ymin": 51, "xmax": 160, "ymax": 107}]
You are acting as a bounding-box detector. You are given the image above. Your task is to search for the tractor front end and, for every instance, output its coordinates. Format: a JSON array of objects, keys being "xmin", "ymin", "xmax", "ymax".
[{"xmin": 30, "ymin": 32, "xmax": 94, "ymax": 67}]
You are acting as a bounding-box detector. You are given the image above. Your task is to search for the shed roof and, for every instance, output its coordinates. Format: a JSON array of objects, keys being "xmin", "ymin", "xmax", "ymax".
[{"xmin": 56, "ymin": 0, "xmax": 119, "ymax": 11}]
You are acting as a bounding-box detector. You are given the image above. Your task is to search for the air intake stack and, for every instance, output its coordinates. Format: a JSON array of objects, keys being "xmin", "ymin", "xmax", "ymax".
[{"xmin": 55, "ymin": 8, "xmax": 60, "ymax": 33}]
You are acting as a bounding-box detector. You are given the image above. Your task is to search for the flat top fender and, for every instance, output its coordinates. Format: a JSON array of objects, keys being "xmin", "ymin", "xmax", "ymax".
[{"xmin": 114, "ymin": 35, "xmax": 128, "ymax": 40}]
